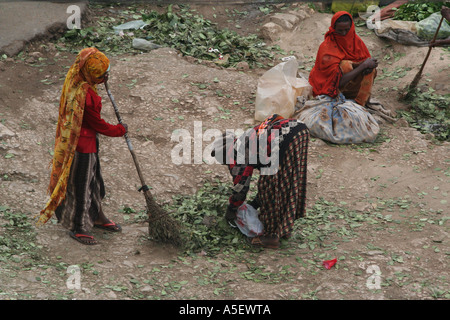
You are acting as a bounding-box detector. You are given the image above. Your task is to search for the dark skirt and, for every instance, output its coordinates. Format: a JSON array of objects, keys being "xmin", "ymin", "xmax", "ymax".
[
  {"xmin": 55, "ymin": 151, "xmax": 105, "ymax": 232},
  {"xmin": 257, "ymin": 125, "xmax": 309, "ymax": 238}
]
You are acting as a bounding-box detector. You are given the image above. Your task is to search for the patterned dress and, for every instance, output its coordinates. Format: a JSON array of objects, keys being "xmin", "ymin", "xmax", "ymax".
[
  {"xmin": 55, "ymin": 88, "xmax": 125, "ymax": 233},
  {"xmin": 225, "ymin": 115, "xmax": 309, "ymax": 239}
]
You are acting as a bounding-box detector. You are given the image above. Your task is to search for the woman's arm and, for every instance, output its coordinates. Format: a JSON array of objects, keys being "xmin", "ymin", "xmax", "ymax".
[
  {"xmin": 84, "ymin": 89, "xmax": 127, "ymax": 137},
  {"xmin": 339, "ymin": 58, "xmax": 378, "ymax": 90}
]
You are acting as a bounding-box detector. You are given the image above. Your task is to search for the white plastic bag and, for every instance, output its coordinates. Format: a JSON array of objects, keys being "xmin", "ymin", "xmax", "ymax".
[
  {"xmin": 113, "ymin": 20, "xmax": 148, "ymax": 34},
  {"xmin": 255, "ymin": 58, "xmax": 312, "ymax": 121},
  {"xmin": 235, "ymin": 203, "xmax": 264, "ymax": 237},
  {"xmin": 132, "ymin": 38, "xmax": 162, "ymax": 51}
]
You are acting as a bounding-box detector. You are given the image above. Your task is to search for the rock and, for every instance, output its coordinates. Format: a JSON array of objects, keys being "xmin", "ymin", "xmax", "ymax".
[
  {"xmin": 235, "ymin": 61, "xmax": 249, "ymax": 71},
  {"xmin": 123, "ymin": 260, "xmax": 134, "ymax": 268},
  {"xmin": 366, "ymin": 250, "xmax": 385, "ymax": 256},
  {"xmin": 106, "ymin": 291, "xmax": 117, "ymax": 299},
  {"xmin": 270, "ymin": 13, "xmax": 300, "ymax": 30},
  {"xmin": 354, "ymin": 201, "xmax": 371, "ymax": 212},
  {"xmin": 0, "ymin": 123, "xmax": 15, "ymax": 139},
  {"xmin": 36, "ymin": 292, "xmax": 48, "ymax": 299},
  {"xmin": 25, "ymin": 57, "xmax": 37, "ymax": 64},
  {"xmin": 261, "ymin": 22, "xmax": 283, "ymax": 41},
  {"xmin": 184, "ymin": 55, "xmax": 198, "ymax": 64},
  {"xmin": 204, "ymin": 106, "xmax": 218, "ymax": 116},
  {"xmin": 396, "ymin": 118, "xmax": 409, "ymax": 127},
  {"xmin": 288, "ymin": 9, "xmax": 310, "ymax": 21},
  {"xmin": 29, "ymin": 51, "xmax": 43, "ymax": 58},
  {"xmin": 140, "ymin": 285, "xmax": 153, "ymax": 292}
]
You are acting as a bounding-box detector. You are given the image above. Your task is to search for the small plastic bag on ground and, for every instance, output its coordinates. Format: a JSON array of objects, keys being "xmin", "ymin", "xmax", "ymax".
[
  {"xmin": 296, "ymin": 94, "xmax": 380, "ymax": 144},
  {"xmin": 417, "ymin": 12, "xmax": 450, "ymax": 40},
  {"xmin": 113, "ymin": 20, "xmax": 148, "ymax": 34},
  {"xmin": 235, "ymin": 203, "xmax": 264, "ymax": 237},
  {"xmin": 255, "ymin": 57, "xmax": 312, "ymax": 121},
  {"xmin": 132, "ymin": 38, "xmax": 162, "ymax": 51}
]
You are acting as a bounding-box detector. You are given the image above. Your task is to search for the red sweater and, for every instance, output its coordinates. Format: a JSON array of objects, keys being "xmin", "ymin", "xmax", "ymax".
[{"xmin": 76, "ymin": 88, "xmax": 126, "ymax": 153}]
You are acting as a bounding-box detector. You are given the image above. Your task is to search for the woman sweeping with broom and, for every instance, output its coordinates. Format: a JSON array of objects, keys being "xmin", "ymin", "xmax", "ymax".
[{"xmin": 38, "ymin": 47, "xmax": 127, "ymax": 245}]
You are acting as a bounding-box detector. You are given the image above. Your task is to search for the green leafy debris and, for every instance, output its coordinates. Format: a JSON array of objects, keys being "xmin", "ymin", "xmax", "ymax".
[
  {"xmin": 393, "ymin": 1, "xmax": 448, "ymax": 21},
  {"xmin": 398, "ymin": 88, "xmax": 450, "ymax": 141},
  {"xmin": 58, "ymin": 4, "xmax": 282, "ymax": 68}
]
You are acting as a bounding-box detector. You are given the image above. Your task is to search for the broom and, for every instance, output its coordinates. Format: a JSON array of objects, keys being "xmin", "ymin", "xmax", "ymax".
[
  {"xmin": 104, "ymin": 81, "xmax": 184, "ymax": 247},
  {"xmin": 401, "ymin": 14, "xmax": 445, "ymax": 100}
]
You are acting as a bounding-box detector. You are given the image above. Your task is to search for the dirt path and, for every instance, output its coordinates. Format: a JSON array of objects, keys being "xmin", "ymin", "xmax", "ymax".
[{"xmin": 0, "ymin": 3, "xmax": 449, "ymax": 302}]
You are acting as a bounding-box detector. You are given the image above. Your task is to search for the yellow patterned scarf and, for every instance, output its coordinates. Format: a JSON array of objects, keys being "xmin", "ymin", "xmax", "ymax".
[{"xmin": 37, "ymin": 47, "xmax": 110, "ymax": 226}]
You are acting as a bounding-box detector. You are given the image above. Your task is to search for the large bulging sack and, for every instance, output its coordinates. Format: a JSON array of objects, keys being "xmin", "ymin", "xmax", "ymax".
[
  {"xmin": 417, "ymin": 12, "xmax": 450, "ymax": 40},
  {"xmin": 297, "ymin": 94, "xmax": 380, "ymax": 144}
]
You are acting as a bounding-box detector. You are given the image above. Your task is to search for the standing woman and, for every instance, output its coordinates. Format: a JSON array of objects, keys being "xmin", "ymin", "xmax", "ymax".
[
  {"xmin": 38, "ymin": 47, "xmax": 127, "ymax": 245},
  {"xmin": 213, "ymin": 114, "xmax": 309, "ymax": 249}
]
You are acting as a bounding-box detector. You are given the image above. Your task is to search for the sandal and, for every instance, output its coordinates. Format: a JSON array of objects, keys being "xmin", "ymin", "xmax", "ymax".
[
  {"xmin": 94, "ymin": 220, "xmax": 122, "ymax": 232},
  {"xmin": 69, "ymin": 231, "xmax": 98, "ymax": 245},
  {"xmin": 248, "ymin": 235, "xmax": 280, "ymax": 249}
]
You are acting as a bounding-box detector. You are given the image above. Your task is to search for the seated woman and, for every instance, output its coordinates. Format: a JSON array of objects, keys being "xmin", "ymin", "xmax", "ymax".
[
  {"xmin": 309, "ymin": 11, "xmax": 378, "ymax": 106},
  {"xmin": 297, "ymin": 11, "xmax": 380, "ymax": 144},
  {"xmin": 212, "ymin": 114, "xmax": 309, "ymax": 249}
]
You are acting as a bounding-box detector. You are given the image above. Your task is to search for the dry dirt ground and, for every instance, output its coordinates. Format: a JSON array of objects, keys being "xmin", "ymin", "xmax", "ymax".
[{"xmin": 0, "ymin": 2, "xmax": 449, "ymax": 304}]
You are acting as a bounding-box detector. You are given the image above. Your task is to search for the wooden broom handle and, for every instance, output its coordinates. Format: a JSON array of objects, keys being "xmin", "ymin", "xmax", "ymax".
[{"xmin": 104, "ymin": 81, "xmax": 149, "ymax": 192}]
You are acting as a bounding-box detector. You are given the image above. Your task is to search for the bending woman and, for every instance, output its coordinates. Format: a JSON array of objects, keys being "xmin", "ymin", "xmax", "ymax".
[
  {"xmin": 213, "ymin": 114, "xmax": 309, "ymax": 249},
  {"xmin": 38, "ymin": 47, "xmax": 127, "ymax": 245}
]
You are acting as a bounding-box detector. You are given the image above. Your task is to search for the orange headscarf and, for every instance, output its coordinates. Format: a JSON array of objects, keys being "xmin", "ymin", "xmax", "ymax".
[
  {"xmin": 309, "ymin": 11, "xmax": 371, "ymax": 98},
  {"xmin": 37, "ymin": 47, "xmax": 110, "ymax": 226},
  {"xmin": 256, "ymin": 114, "xmax": 284, "ymax": 135}
]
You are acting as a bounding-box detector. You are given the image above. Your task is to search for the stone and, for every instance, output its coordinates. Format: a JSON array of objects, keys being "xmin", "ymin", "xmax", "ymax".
[
  {"xmin": 395, "ymin": 118, "xmax": 409, "ymax": 127},
  {"xmin": 204, "ymin": 106, "xmax": 218, "ymax": 116},
  {"xmin": 235, "ymin": 61, "xmax": 249, "ymax": 71},
  {"xmin": 366, "ymin": 250, "xmax": 385, "ymax": 256},
  {"xmin": 261, "ymin": 22, "xmax": 283, "ymax": 41},
  {"xmin": 0, "ymin": 123, "xmax": 15, "ymax": 139},
  {"xmin": 288, "ymin": 9, "xmax": 310, "ymax": 21},
  {"xmin": 270, "ymin": 13, "xmax": 300, "ymax": 30}
]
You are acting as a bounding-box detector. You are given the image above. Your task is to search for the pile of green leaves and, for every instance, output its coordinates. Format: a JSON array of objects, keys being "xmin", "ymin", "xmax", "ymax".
[
  {"xmin": 0, "ymin": 205, "xmax": 41, "ymax": 261},
  {"xmin": 393, "ymin": 1, "xmax": 448, "ymax": 21},
  {"xmin": 59, "ymin": 11, "xmax": 133, "ymax": 54},
  {"xmin": 163, "ymin": 179, "xmax": 250, "ymax": 254},
  {"xmin": 399, "ymin": 88, "xmax": 450, "ymax": 141},
  {"xmin": 59, "ymin": 4, "xmax": 280, "ymax": 68},
  {"xmin": 141, "ymin": 5, "xmax": 279, "ymax": 67}
]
